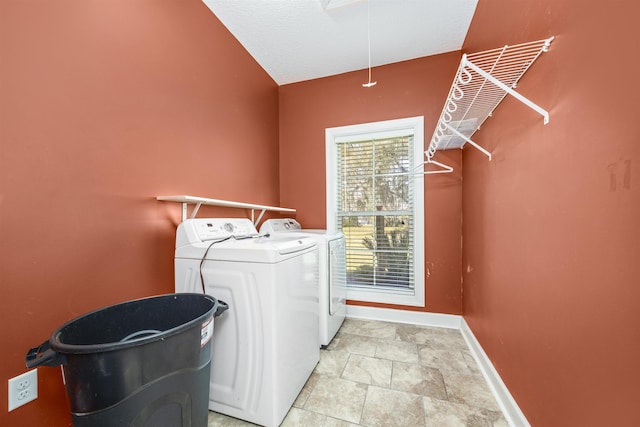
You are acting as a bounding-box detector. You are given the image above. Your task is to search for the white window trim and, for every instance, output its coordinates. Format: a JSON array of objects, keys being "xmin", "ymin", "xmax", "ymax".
[{"xmin": 326, "ymin": 116, "xmax": 425, "ymax": 307}]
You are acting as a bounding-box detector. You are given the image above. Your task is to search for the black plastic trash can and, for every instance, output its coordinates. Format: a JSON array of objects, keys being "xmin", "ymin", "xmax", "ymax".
[{"xmin": 25, "ymin": 293, "xmax": 228, "ymax": 427}]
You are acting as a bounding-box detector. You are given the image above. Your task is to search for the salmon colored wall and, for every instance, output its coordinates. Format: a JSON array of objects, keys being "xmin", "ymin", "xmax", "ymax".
[
  {"xmin": 0, "ymin": 1, "xmax": 278, "ymax": 425},
  {"xmin": 461, "ymin": 0, "xmax": 640, "ymax": 426},
  {"xmin": 279, "ymin": 54, "xmax": 464, "ymax": 314}
]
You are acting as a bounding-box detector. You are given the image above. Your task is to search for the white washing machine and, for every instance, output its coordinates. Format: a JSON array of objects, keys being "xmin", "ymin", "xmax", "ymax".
[
  {"xmin": 260, "ymin": 218, "xmax": 346, "ymax": 348},
  {"xmin": 174, "ymin": 218, "xmax": 319, "ymax": 427}
]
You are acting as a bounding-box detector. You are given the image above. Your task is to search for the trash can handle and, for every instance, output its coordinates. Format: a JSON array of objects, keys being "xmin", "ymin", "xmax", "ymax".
[
  {"xmin": 26, "ymin": 340, "xmax": 66, "ymax": 368},
  {"xmin": 215, "ymin": 300, "xmax": 229, "ymax": 317}
]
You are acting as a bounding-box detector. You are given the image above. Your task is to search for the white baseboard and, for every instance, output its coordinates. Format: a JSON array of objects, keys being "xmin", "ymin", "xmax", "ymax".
[
  {"xmin": 346, "ymin": 305, "xmax": 462, "ymax": 329},
  {"xmin": 460, "ymin": 318, "xmax": 530, "ymax": 427},
  {"xmin": 345, "ymin": 305, "xmax": 529, "ymax": 427}
]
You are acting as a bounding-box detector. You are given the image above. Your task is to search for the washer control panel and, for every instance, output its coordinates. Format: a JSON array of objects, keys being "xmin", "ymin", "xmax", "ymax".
[{"xmin": 192, "ymin": 218, "xmax": 258, "ymax": 241}]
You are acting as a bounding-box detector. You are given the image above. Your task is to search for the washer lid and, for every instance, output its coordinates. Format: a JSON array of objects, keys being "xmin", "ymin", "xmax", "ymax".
[
  {"xmin": 260, "ymin": 219, "xmax": 344, "ymax": 242},
  {"xmin": 270, "ymin": 235, "xmax": 318, "ymax": 254},
  {"xmin": 294, "ymin": 229, "xmax": 345, "ymax": 241}
]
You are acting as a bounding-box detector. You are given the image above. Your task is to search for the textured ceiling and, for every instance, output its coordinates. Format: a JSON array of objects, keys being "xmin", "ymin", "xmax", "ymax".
[{"xmin": 203, "ymin": 0, "xmax": 478, "ymax": 85}]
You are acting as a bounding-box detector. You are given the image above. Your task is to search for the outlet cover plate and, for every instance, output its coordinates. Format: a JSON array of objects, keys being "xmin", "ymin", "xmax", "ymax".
[{"xmin": 8, "ymin": 370, "xmax": 38, "ymax": 411}]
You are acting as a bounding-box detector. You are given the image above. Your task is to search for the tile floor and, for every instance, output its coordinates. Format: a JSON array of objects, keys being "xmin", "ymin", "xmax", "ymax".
[{"xmin": 208, "ymin": 318, "xmax": 508, "ymax": 427}]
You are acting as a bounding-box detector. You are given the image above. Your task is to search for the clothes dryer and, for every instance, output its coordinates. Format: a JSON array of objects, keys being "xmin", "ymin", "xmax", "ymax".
[
  {"xmin": 260, "ymin": 218, "xmax": 346, "ymax": 348},
  {"xmin": 174, "ymin": 218, "xmax": 319, "ymax": 427}
]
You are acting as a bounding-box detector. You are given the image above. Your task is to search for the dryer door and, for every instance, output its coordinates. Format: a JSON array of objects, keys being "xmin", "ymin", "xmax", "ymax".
[{"xmin": 328, "ymin": 237, "xmax": 347, "ymax": 315}]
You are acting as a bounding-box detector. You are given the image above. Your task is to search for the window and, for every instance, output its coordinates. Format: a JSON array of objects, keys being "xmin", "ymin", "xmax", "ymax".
[{"xmin": 326, "ymin": 117, "xmax": 424, "ymax": 307}]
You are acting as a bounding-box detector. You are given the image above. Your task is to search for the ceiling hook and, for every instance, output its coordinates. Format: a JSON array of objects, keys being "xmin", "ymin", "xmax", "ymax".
[{"xmin": 362, "ymin": 1, "xmax": 377, "ymax": 88}]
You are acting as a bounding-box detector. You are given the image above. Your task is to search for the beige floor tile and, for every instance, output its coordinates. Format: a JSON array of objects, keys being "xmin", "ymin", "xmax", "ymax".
[
  {"xmin": 304, "ymin": 376, "xmax": 368, "ymax": 424},
  {"xmin": 423, "ymin": 396, "xmax": 507, "ymax": 427},
  {"xmin": 342, "ymin": 354, "xmax": 393, "ymax": 387},
  {"xmin": 395, "ymin": 323, "xmax": 437, "ymax": 344},
  {"xmin": 442, "ymin": 373, "xmax": 501, "ymax": 411},
  {"xmin": 390, "ymin": 361, "xmax": 447, "ymax": 399},
  {"xmin": 315, "ymin": 349, "xmax": 350, "ymax": 377},
  {"xmin": 428, "ymin": 328, "xmax": 469, "ymax": 351},
  {"xmin": 375, "ymin": 339, "xmax": 419, "ymax": 363},
  {"xmin": 462, "ymin": 350, "xmax": 482, "ymax": 375},
  {"xmin": 285, "ymin": 411, "xmax": 362, "ymax": 427},
  {"xmin": 360, "ymin": 386, "xmax": 425, "ymax": 427},
  {"xmin": 331, "ymin": 333, "xmax": 379, "ymax": 357},
  {"xmin": 324, "ymin": 417, "xmax": 364, "ymax": 427},
  {"xmin": 293, "ymin": 372, "xmax": 320, "ymax": 408},
  {"xmin": 207, "ymin": 411, "xmax": 256, "ymax": 426},
  {"xmin": 492, "ymin": 416, "xmax": 510, "ymax": 427},
  {"xmin": 324, "ymin": 417, "xmax": 362, "ymax": 427},
  {"xmin": 339, "ymin": 318, "xmax": 397, "ymax": 339},
  {"xmin": 419, "ymin": 346, "xmax": 474, "ymax": 374},
  {"xmin": 281, "ymin": 407, "xmax": 328, "ymax": 426}
]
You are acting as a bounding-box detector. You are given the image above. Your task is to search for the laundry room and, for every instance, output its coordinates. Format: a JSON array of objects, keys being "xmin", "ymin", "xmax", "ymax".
[{"xmin": 1, "ymin": 0, "xmax": 638, "ymax": 426}]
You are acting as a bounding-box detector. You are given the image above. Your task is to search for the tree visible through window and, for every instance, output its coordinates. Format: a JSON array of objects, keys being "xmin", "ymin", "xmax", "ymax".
[{"xmin": 336, "ymin": 135, "xmax": 415, "ymax": 292}]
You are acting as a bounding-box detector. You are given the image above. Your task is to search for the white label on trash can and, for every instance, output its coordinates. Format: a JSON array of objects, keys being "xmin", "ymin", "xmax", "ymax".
[{"xmin": 201, "ymin": 317, "xmax": 214, "ymax": 348}]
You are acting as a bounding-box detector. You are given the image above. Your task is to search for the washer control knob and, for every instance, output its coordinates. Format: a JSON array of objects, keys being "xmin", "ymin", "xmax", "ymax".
[{"xmin": 223, "ymin": 223, "xmax": 234, "ymax": 233}]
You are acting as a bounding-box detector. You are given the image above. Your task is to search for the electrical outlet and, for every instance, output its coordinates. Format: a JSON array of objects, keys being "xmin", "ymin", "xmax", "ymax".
[{"xmin": 8, "ymin": 370, "xmax": 37, "ymax": 411}]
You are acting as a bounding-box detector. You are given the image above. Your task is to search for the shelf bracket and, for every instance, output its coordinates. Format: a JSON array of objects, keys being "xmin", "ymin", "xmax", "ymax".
[
  {"xmin": 181, "ymin": 203, "xmax": 188, "ymax": 221},
  {"xmin": 252, "ymin": 209, "xmax": 268, "ymax": 225},
  {"xmin": 443, "ymin": 122, "xmax": 492, "ymax": 160},
  {"xmin": 190, "ymin": 202, "xmax": 202, "ymax": 219},
  {"xmin": 462, "ymin": 58, "xmax": 550, "ymax": 125}
]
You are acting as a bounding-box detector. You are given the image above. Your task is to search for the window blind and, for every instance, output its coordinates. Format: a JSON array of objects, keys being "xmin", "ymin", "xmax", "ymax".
[{"xmin": 336, "ymin": 134, "xmax": 415, "ymax": 292}]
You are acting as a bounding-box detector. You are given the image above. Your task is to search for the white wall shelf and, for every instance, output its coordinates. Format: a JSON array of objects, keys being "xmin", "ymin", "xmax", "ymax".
[
  {"xmin": 423, "ymin": 37, "xmax": 554, "ymax": 172},
  {"xmin": 156, "ymin": 195, "xmax": 296, "ymax": 224}
]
